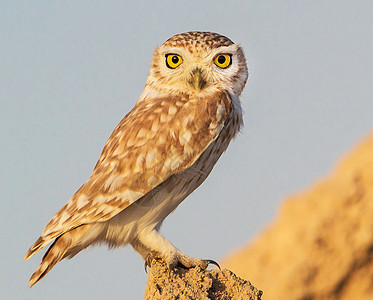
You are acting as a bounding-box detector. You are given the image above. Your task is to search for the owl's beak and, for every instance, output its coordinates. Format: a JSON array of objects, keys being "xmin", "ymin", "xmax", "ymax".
[{"xmin": 190, "ymin": 68, "xmax": 207, "ymax": 92}]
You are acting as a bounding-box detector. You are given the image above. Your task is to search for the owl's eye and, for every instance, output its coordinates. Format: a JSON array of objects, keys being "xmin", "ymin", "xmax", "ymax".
[
  {"xmin": 166, "ymin": 54, "xmax": 183, "ymax": 69},
  {"xmin": 214, "ymin": 54, "xmax": 232, "ymax": 69}
]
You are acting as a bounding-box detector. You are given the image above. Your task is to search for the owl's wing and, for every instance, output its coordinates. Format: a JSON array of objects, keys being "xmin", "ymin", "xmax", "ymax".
[{"xmin": 27, "ymin": 91, "xmax": 231, "ymax": 257}]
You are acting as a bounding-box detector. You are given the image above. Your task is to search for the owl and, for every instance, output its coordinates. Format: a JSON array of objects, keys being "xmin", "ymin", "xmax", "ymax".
[{"xmin": 25, "ymin": 31, "xmax": 248, "ymax": 287}]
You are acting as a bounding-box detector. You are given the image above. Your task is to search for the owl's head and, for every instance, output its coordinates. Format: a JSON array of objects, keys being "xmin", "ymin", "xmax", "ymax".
[{"xmin": 145, "ymin": 32, "xmax": 248, "ymax": 97}]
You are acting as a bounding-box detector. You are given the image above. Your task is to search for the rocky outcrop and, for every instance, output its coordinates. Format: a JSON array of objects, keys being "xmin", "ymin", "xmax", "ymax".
[
  {"xmin": 144, "ymin": 259, "xmax": 262, "ymax": 300},
  {"xmin": 224, "ymin": 133, "xmax": 373, "ymax": 299}
]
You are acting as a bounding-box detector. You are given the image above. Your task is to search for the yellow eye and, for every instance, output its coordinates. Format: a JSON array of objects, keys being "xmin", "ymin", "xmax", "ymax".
[
  {"xmin": 166, "ymin": 54, "xmax": 183, "ymax": 69},
  {"xmin": 214, "ymin": 54, "xmax": 232, "ymax": 69}
]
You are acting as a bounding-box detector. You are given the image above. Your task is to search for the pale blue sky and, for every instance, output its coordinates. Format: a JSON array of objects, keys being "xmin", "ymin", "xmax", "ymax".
[{"xmin": 1, "ymin": 1, "xmax": 372, "ymax": 299}]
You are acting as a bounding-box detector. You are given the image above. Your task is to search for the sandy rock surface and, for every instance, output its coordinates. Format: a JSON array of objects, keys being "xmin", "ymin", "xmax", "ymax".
[{"xmin": 144, "ymin": 259, "xmax": 263, "ymax": 300}]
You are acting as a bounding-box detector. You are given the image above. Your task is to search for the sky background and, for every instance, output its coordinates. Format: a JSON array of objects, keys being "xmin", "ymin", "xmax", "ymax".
[{"xmin": 1, "ymin": 1, "xmax": 372, "ymax": 299}]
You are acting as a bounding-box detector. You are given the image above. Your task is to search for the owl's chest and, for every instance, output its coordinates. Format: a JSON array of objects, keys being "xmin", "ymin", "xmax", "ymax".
[
  {"xmin": 133, "ymin": 103, "xmax": 243, "ymax": 223},
  {"xmin": 196, "ymin": 103, "xmax": 242, "ymax": 174},
  {"xmin": 159, "ymin": 102, "xmax": 242, "ymax": 210}
]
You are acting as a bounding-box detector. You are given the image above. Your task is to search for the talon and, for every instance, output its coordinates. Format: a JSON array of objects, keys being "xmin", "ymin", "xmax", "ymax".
[
  {"xmin": 167, "ymin": 266, "xmax": 173, "ymax": 276},
  {"xmin": 204, "ymin": 259, "xmax": 221, "ymax": 270},
  {"xmin": 144, "ymin": 255, "xmax": 150, "ymax": 273},
  {"xmin": 144, "ymin": 251, "xmax": 158, "ymax": 273}
]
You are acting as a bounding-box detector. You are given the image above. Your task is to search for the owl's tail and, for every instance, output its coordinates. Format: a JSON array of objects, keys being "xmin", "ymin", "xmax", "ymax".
[
  {"xmin": 24, "ymin": 236, "xmax": 52, "ymax": 261},
  {"xmin": 26, "ymin": 225, "xmax": 90, "ymax": 287}
]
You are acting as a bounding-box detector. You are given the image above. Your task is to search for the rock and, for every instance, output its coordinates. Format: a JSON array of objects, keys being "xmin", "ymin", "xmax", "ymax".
[
  {"xmin": 144, "ymin": 259, "xmax": 263, "ymax": 300},
  {"xmin": 223, "ymin": 132, "xmax": 373, "ymax": 300}
]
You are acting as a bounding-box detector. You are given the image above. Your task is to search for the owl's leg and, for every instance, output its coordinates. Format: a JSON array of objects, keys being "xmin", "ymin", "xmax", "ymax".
[
  {"xmin": 137, "ymin": 228, "xmax": 220, "ymax": 271},
  {"xmin": 130, "ymin": 238, "xmax": 150, "ymax": 260},
  {"xmin": 130, "ymin": 238, "xmax": 158, "ymax": 273}
]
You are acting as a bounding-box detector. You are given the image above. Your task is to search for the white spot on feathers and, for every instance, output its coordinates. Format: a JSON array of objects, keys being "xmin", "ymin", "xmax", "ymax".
[{"xmin": 76, "ymin": 195, "xmax": 90, "ymax": 210}]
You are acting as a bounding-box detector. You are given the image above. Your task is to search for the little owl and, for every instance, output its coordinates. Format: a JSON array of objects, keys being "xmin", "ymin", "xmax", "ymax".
[{"xmin": 25, "ymin": 31, "xmax": 248, "ymax": 287}]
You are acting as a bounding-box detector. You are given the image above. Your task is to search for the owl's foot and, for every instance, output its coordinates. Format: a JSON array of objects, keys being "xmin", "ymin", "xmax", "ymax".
[
  {"xmin": 138, "ymin": 229, "xmax": 220, "ymax": 273},
  {"xmin": 176, "ymin": 254, "xmax": 221, "ymax": 271},
  {"xmin": 144, "ymin": 251, "xmax": 220, "ymax": 273},
  {"xmin": 144, "ymin": 251, "xmax": 159, "ymax": 273}
]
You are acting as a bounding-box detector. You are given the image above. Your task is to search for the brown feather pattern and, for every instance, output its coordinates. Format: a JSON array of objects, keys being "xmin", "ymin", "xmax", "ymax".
[{"xmin": 25, "ymin": 31, "xmax": 248, "ymax": 287}]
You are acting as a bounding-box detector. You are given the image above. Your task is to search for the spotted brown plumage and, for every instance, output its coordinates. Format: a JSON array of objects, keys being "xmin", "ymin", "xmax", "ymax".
[{"xmin": 25, "ymin": 31, "xmax": 248, "ymax": 287}]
